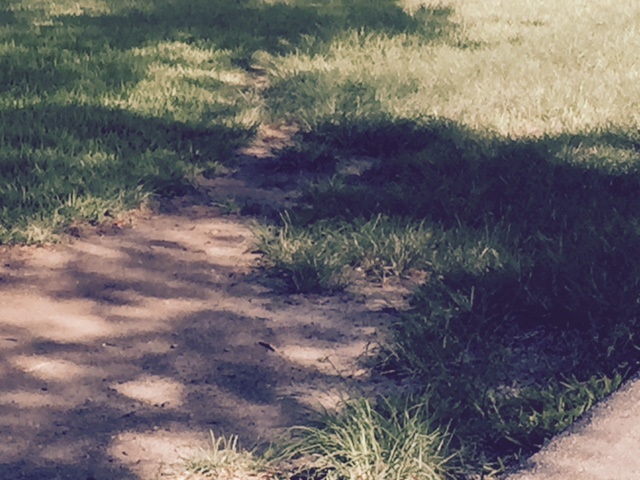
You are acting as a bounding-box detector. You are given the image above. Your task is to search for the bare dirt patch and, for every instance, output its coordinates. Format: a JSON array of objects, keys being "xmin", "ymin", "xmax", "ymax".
[{"xmin": 0, "ymin": 142, "xmax": 405, "ymax": 479}]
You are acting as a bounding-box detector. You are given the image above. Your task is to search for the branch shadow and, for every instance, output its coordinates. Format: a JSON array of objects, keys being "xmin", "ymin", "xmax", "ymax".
[{"xmin": 277, "ymin": 116, "xmax": 640, "ymax": 460}]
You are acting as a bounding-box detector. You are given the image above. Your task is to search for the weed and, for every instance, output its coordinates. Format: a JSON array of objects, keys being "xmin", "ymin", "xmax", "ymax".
[
  {"xmin": 183, "ymin": 431, "xmax": 269, "ymax": 479},
  {"xmin": 283, "ymin": 398, "xmax": 453, "ymax": 480},
  {"xmin": 255, "ymin": 217, "xmax": 352, "ymax": 292}
]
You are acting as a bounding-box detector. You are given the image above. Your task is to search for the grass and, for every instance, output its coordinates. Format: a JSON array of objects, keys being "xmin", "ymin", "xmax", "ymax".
[
  {"xmin": 4, "ymin": 0, "xmax": 640, "ymax": 477},
  {"xmin": 0, "ymin": 0, "xmax": 260, "ymax": 242},
  {"xmin": 260, "ymin": 128, "xmax": 640, "ymax": 473},
  {"xmin": 182, "ymin": 432, "xmax": 271, "ymax": 479},
  {"xmin": 252, "ymin": 0, "xmax": 640, "ymax": 475},
  {"xmin": 256, "ymin": 214, "xmax": 436, "ymax": 291},
  {"xmin": 261, "ymin": 0, "xmax": 640, "ymax": 137},
  {"xmin": 184, "ymin": 399, "xmax": 453, "ymax": 480},
  {"xmin": 282, "ymin": 398, "xmax": 453, "ymax": 480}
]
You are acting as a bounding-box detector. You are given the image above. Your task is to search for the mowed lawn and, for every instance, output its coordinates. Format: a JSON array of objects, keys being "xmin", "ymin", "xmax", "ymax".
[{"xmin": 2, "ymin": 0, "xmax": 640, "ymax": 478}]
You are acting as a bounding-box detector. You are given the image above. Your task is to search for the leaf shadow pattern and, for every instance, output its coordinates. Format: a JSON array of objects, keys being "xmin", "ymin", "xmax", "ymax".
[{"xmin": 0, "ymin": 211, "xmax": 386, "ymax": 479}]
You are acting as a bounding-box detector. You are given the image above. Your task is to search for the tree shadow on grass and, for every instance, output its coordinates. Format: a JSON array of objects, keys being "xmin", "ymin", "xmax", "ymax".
[
  {"xmin": 0, "ymin": 0, "xmax": 466, "ymax": 240},
  {"xmin": 278, "ymin": 117, "xmax": 640, "ymax": 460},
  {"xmin": 0, "ymin": 103, "xmax": 252, "ymax": 241},
  {"xmin": 40, "ymin": 0, "xmax": 461, "ymax": 64},
  {"xmin": 0, "ymin": 41, "xmax": 148, "ymax": 97},
  {"xmin": 295, "ymin": 116, "xmax": 640, "ymax": 336}
]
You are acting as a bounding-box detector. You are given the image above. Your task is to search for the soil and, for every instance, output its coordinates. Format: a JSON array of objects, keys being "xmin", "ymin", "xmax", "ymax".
[{"xmin": 0, "ymin": 127, "xmax": 409, "ymax": 480}]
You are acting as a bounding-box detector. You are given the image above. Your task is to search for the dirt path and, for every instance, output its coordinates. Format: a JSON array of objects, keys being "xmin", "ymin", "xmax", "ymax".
[{"xmin": 0, "ymin": 155, "xmax": 401, "ymax": 479}]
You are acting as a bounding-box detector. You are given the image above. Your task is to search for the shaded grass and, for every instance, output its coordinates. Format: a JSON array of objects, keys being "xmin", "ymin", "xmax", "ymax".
[
  {"xmin": 0, "ymin": 103, "xmax": 252, "ymax": 243},
  {"xmin": 261, "ymin": 120, "xmax": 640, "ymax": 472},
  {"xmin": 0, "ymin": 0, "xmax": 260, "ymax": 242}
]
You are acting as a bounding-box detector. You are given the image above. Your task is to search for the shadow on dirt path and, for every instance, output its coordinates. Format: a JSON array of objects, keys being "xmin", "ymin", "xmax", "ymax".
[{"xmin": 0, "ymin": 198, "xmax": 395, "ymax": 479}]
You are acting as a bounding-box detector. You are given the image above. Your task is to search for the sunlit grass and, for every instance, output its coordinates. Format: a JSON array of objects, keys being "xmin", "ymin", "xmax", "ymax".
[
  {"xmin": 261, "ymin": 0, "xmax": 640, "ymax": 137},
  {"xmin": 183, "ymin": 401, "xmax": 453, "ymax": 480},
  {"xmin": 183, "ymin": 432, "xmax": 270, "ymax": 480},
  {"xmin": 284, "ymin": 398, "xmax": 453, "ymax": 480}
]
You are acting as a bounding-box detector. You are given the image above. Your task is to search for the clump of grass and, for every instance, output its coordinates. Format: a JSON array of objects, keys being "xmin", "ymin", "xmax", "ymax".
[
  {"xmin": 255, "ymin": 216, "xmax": 353, "ymax": 292},
  {"xmin": 183, "ymin": 432, "xmax": 270, "ymax": 480},
  {"xmin": 349, "ymin": 215, "xmax": 435, "ymax": 282},
  {"xmin": 283, "ymin": 398, "xmax": 454, "ymax": 480},
  {"xmin": 182, "ymin": 400, "xmax": 454, "ymax": 480},
  {"xmin": 256, "ymin": 214, "xmax": 440, "ymax": 292}
]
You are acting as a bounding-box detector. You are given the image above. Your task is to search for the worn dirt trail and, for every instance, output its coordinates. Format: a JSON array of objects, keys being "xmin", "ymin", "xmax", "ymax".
[
  {"xmin": 0, "ymin": 127, "xmax": 402, "ymax": 479},
  {"xmin": 0, "ymin": 203, "xmax": 396, "ymax": 480}
]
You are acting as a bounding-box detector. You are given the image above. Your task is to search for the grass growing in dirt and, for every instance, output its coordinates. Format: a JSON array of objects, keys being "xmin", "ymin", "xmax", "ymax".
[
  {"xmin": 184, "ymin": 398, "xmax": 454, "ymax": 480},
  {"xmin": 282, "ymin": 398, "xmax": 453, "ymax": 480},
  {"xmin": 4, "ymin": 0, "xmax": 640, "ymax": 477},
  {"xmin": 252, "ymin": 0, "xmax": 640, "ymax": 476}
]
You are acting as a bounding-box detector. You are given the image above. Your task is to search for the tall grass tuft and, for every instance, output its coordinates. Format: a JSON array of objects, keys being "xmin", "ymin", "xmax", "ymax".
[
  {"xmin": 284, "ymin": 398, "xmax": 453, "ymax": 480},
  {"xmin": 183, "ymin": 431, "xmax": 269, "ymax": 479}
]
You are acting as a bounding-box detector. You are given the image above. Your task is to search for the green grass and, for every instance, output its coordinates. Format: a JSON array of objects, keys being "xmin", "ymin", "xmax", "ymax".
[
  {"xmin": 184, "ymin": 399, "xmax": 453, "ymax": 480},
  {"xmin": 251, "ymin": 0, "xmax": 640, "ymax": 475},
  {"xmin": 261, "ymin": 129, "xmax": 640, "ymax": 473},
  {"xmin": 256, "ymin": 214, "xmax": 437, "ymax": 291},
  {"xmin": 261, "ymin": 0, "xmax": 640, "ymax": 137},
  {"xmin": 4, "ymin": 0, "xmax": 640, "ymax": 477},
  {"xmin": 282, "ymin": 398, "xmax": 453, "ymax": 480},
  {"xmin": 182, "ymin": 432, "xmax": 270, "ymax": 479},
  {"xmin": 0, "ymin": 0, "xmax": 262, "ymax": 242}
]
